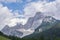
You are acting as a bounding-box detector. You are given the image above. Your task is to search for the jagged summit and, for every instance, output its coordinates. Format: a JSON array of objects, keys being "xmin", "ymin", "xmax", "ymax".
[{"xmin": 1, "ymin": 12, "xmax": 58, "ymax": 38}]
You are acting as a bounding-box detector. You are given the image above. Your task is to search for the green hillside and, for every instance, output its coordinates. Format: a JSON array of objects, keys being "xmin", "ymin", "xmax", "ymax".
[
  {"xmin": 23, "ymin": 20, "xmax": 60, "ymax": 40},
  {"xmin": 0, "ymin": 36, "xmax": 10, "ymax": 40}
]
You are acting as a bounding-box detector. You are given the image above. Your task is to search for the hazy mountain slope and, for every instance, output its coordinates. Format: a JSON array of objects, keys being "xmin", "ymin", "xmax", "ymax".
[
  {"xmin": 1, "ymin": 12, "xmax": 60, "ymax": 38},
  {"xmin": 24, "ymin": 20, "xmax": 60, "ymax": 38}
]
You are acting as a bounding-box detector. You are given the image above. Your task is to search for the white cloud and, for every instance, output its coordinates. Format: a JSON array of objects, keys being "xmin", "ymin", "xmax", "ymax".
[
  {"xmin": 0, "ymin": 3, "xmax": 28, "ymax": 30},
  {"xmin": 0, "ymin": 0, "xmax": 16, "ymax": 2},
  {"xmin": 56, "ymin": 0, "xmax": 60, "ymax": 3},
  {"xmin": 0, "ymin": 0, "xmax": 32, "ymax": 3},
  {"xmin": 0, "ymin": 0, "xmax": 60, "ymax": 37},
  {"xmin": 0, "ymin": 3, "xmax": 14, "ymax": 30},
  {"xmin": 0, "ymin": 0, "xmax": 23, "ymax": 3},
  {"xmin": 0, "ymin": 0, "xmax": 60, "ymax": 31},
  {"xmin": 8, "ymin": 18, "xmax": 28, "ymax": 27},
  {"xmin": 24, "ymin": 0, "xmax": 60, "ymax": 20}
]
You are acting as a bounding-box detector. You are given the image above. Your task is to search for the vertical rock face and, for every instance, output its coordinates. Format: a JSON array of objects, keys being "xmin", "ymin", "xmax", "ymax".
[
  {"xmin": 23, "ymin": 12, "xmax": 44, "ymax": 29},
  {"xmin": 1, "ymin": 12, "xmax": 58, "ymax": 38},
  {"xmin": 31, "ymin": 12, "xmax": 45, "ymax": 29},
  {"xmin": 23, "ymin": 17, "xmax": 34, "ymax": 29},
  {"xmin": 34, "ymin": 12, "xmax": 45, "ymax": 20}
]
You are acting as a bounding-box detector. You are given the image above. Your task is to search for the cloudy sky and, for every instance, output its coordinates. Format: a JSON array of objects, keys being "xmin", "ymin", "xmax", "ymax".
[{"xmin": 0, "ymin": 0, "xmax": 60, "ymax": 30}]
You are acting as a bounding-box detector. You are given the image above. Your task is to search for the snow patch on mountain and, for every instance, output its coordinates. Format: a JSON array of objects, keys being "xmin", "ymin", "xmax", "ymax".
[{"xmin": 17, "ymin": 28, "xmax": 34, "ymax": 38}]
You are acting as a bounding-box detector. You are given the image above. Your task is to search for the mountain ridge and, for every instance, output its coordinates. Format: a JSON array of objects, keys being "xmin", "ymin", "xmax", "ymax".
[{"xmin": 1, "ymin": 12, "xmax": 59, "ymax": 38}]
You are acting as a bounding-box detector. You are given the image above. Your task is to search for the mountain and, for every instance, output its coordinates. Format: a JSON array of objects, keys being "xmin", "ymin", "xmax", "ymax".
[
  {"xmin": 31, "ymin": 12, "xmax": 44, "ymax": 29},
  {"xmin": 1, "ymin": 25, "xmax": 23, "ymax": 38},
  {"xmin": 1, "ymin": 12, "xmax": 59, "ymax": 38},
  {"xmin": 35, "ymin": 16, "xmax": 57, "ymax": 32},
  {"xmin": 23, "ymin": 12, "xmax": 45, "ymax": 29},
  {"xmin": 23, "ymin": 19, "xmax": 60, "ymax": 40}
]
